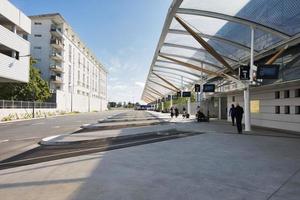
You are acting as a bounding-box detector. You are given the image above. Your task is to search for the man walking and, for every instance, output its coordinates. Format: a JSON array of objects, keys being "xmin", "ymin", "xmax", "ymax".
[
  {"xmin": 235, "ymin": 103, "xmax": 244, "ymax": 134},
  {"xmin": 229, "ymin": 104, "xmax": 236, "ymax": 126}
]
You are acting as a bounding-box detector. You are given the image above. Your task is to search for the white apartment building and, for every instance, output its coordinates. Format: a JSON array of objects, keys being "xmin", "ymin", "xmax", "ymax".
[
  {"xmin": 0, "ymin": 0, "xmax": 31, "ymax": 82},
  {"xmin": 28, "ymin": 13, "xmax": 107, "ymax": 112}
]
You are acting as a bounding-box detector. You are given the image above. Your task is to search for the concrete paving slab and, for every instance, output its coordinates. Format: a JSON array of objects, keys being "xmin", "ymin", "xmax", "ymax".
[
  {"xmin": 80, "ymin": 119, "xmax": 169, "ymax": 131},
  {"xmin": 1, "ymin": 132, "xmax": 300, "ymax": 200}
]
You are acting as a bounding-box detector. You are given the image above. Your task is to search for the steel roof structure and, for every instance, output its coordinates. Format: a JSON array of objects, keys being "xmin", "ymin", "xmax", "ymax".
[{"xmin": 141, "ymin": 0, "xmax": 300, "ymax": 103}]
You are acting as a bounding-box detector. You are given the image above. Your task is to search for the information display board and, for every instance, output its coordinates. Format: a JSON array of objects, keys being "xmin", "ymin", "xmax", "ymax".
[
  {"xmin": 182, "ymin": 91, "xmax": 191, "ymax": 97},
  {"xmin": 256, "ymin": 64, "xmax": 279, "ymax": 79},
  {"xmin": 203, "ymin": 84, "xmax": 215, "ymax": 92},
  {"xmin": 239, "ymin": 65, "xmax": 250, "ymax": 80}
]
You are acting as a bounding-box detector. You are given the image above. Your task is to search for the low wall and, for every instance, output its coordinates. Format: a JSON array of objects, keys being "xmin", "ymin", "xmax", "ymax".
[
  {"xmin": 56, "ymin": 90, "xmax": 108, "ymax": 112},
  {"xmin": 0, "ymin": 108, "xmax": 58, "ymax": 121}
]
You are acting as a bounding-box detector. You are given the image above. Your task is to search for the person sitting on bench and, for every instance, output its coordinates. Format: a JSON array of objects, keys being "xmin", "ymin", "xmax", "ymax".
[{"xmin": 196, "ymin": 110, "xmax": 209, "ymax": 122}]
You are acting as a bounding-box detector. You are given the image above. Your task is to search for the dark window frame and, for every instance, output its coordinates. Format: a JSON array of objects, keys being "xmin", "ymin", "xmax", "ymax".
[
  {"xmin": 295, "ymin": 106, "xmax": 300, "ymax": 115},
  {"xmin": 284, "ymin": 90, "xmax": 290, "ymax": 98},
  {"xmin": 275, "ymin": 106, "xmax": 280, "ymax": 114},
  {"xmin": 275, "ymin": 91, "xmax": 280, "ymax": 99},
  {"xmin": 284, "ymin": 106, "xmax": 290, "ymax": 114}
]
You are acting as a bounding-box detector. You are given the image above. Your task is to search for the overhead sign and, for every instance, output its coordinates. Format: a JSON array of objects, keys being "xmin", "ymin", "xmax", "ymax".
[
  {"xmin": 256, "ymin": 64, "xmax": 279, "ymax": 79},
  {"xmin": 239, "ymin": 65, "xmax": 250, "ymax": 80},
  {"xmin": 182, "ymin": 91, "xmax": 191, "ymax": 97},
  {"xmin": 195, "ymin": 84, "xmax": 201, "ymax": 92},
  {"xmin": 203, "ymin": 84, "xmax": 215, "ymax": 92}
]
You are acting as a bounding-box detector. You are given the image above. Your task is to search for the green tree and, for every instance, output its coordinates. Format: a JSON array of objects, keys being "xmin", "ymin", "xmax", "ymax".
[{"xmin": 0, "ymin": 61, "xmax": 51, "ymax": 101}]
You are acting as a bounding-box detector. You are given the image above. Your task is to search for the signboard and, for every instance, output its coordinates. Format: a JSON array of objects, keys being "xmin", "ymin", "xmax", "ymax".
[
  {"xmin": 239, "ymin": 65, "xmax": 250, "ymax": 80},
  {"xmin": 250, "ymin": 100, "xmax": 260, "ymax": 113},
  {"xmin": 182, "ymin": 91, "xmax": 191, "ymax": 97},
  {"xmin": 203, "ymin": 84, "xmax": 215, "ymax": 92},
  {"xmin": 195, "ymin": 84, "xmax": 201, "ymax": 92},
  {"xmin": 256, "ymin": 64, "xmax": 279, "ymax": 79},
  {"xmin": 177, "ymin": 91, "xmax": 182, "ymax": 98}
]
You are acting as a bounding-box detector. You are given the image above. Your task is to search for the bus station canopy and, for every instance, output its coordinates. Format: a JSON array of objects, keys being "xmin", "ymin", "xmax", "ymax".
[{"xmin": 141, "ymin": 0, "xmax": 300, "ymax": 103}]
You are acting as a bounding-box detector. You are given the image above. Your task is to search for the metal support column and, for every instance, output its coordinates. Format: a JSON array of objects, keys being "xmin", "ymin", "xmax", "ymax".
[
  {"xmin": 244, "ymin": 26, "xmax": 254, "ymax": 132},
  {"xmin": 218, "ymin": 97, "xmax": 222, "ymax": 120},
  {"xmin": 170, "ymin": 95, "xmax": 173, "ymax": 108},
  {"xmin": 187, "ymin": 97, "xmax": 191, "ymax": 115},
  {"xmin": 161, "ymin": 101, "xmax": 164, "ymax": 112}
]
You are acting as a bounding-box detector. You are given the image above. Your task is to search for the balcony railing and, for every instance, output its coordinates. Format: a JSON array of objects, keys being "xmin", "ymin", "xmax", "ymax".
[
  {"xmin": 50, "ymin": 39, "xmax": 64, "ymax": 50},
  {"xmin": 50, "ymin": 26, "xmax": 63, "ymax": 38},
  {"xmin": 51, "ymin": 52, "xmax": 63, "ymax": 61},
  {"xmin": 49, "ymin": 65, "xmax": 64, "ymax": 73},
  {"xmin": 50, "ymin": 75, "xmax": 63, "ymax": 84}
]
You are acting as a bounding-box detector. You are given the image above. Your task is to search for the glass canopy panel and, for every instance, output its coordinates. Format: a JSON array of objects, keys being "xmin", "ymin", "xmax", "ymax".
[
  {"xmin": 176, "ymin": 14, "xmax": 252, "ymax": 48},
  {"xmin": 164, "ymin": 33, "xmax": 236, "ymax": 65},
  {"xmin": 180, "ymin": 0, "xmax": 251, "ymax": 17},
  {"xmin": 179, "ymin": 0, "xmax": 300, "ymax": 36},
  {"xmin": 154, "ymin": 62, "xmax": 204, "ymax": 77},
  {"xmin": 165, "ymin": 32, "xmax": 204, "ymax": 49},
  {"xmin": 160, "ymin": 46, "xmax": 222, "ymax": 67}
]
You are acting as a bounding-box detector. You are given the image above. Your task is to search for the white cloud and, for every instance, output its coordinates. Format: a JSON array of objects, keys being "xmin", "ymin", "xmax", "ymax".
[{"xmin": 135, "ymin": 81, "xmax": 145, "ymax": 88}]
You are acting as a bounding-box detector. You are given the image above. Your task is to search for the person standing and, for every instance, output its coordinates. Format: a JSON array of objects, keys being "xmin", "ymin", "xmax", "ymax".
[
  {"xmin": 175, "ymin": 107, "xmax": 179, "ymax": 118},
  {"xmin": 235, "ymin": 103, "xmax": 244, "ymax": 134},
  {"xmin": 182, "ymin": 107, "xmax": 186, "ymax": 118},
  {"xmin": 170, "ymin": 107, "xmax": 174, "ymax": 118},
  {"xmin": 229, "ymin": 104, "xmax": 236, "ymax": 126}
]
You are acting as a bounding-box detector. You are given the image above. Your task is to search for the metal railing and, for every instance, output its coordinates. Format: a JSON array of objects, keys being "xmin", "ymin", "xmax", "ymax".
[{"xmin": 0, "ymin": 100, "xmax": 57, "ymax": 109}]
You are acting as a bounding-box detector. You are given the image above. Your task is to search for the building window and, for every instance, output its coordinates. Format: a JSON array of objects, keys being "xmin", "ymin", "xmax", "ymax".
[
  {"xmin": 34, "ymin": 46, "xmax": 42, "ymax": 49},
  {"xmin": 284, "ymin": 106, "xmax": 290, "ymax": 114},
  {"xmin": 284, "ymin": 90, "xmax": 290, "ymax": 98},
  {"xmin": 34, "ymin": 22, "xmax": 42, "ymax": 25},
  {"xmin": 232, "ymin": 96, "xmax": 235, "ymax": 102},
  {"xmin": 296, "ymin": 106, "xmax": 300, "ymax": 115},
  {"xmin": 34, "ymin": 34, "xmax": 42, "ymax": 37},
  {"xmin": 275, "ymin": 91, "xmax": 280, "ymax": 99},
  {"xmin": 68, "ymin": 44, "xmax": 72, "ymax": 62},
  {"xmin": 275, "ymin": 106, "xmax": 280, "ymax": 114},
  {"xmin": 78, "ymin": 70, "xmax": 80, "ymax": 82},
  {"xmin": 295, "ymin": 89, "xmax": 300, "ymax": 98}
]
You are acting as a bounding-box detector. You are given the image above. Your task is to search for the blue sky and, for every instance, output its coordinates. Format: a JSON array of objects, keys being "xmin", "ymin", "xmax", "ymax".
[{"xmin": 11, "ymin": 0, "xmax": 172, "ymax": 103}]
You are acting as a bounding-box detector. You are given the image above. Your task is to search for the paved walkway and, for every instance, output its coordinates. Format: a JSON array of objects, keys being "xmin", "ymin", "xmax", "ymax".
[{"xmin": 1, "ymin": 111, "xmax": 300, "ymax": 200}]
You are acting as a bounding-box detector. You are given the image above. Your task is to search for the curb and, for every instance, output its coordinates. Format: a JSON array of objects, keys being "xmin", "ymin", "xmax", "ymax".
[{"xmin": 0, "ymin": 143, "xmax": 40, "ymax": 162}]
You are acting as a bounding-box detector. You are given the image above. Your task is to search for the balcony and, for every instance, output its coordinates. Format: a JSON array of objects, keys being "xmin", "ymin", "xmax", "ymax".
[
  {"xmin": 50, "ymin": 26, "xmax": 63, "ymax": 38},
  {"xmin": 50, "ymin": 39, "xmax": 64, "ymax": 50},
  {"xmin": 49, "ymin": 65, "xmax": 63, "ymax": 73},
  {"xmin": 50, "ymin": 52, "xmax": 63, "ymax": 61},
  {"xmin": 50, "ymin": 75, "xmax": 63, "ymax": 84}
]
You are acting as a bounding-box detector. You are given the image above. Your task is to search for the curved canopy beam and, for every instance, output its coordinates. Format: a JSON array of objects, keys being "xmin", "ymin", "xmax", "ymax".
[
  {"xmin": 150, "ymin": 74, "xmax": 191, "ymax": 87},
  {"xmin": 152, "ymin": 72, "xmax": 180, "ymax": 91},
  {"xmin": 153, "ymin": 65, "xmax": 204, "ymax": 79},
  {"xmin": 175, "ymin": 15, "xmax": 234, "ymax": 72},
  {"xmin": 148, "ymin": 79, "xmax": 179, "ymax": 92},
  {"xmin": 159, "ymin": 52, "xmax": 223, "ymax": 70},
  {"xmin": 153, "ymin": 69, "xmax": 199, "ymax": 82},
  {"xmin": 159, "ymin": 54, "xmax": 225, "ymax": 77},
  {"xmin": 163, "ymin": 42, "xmax": 239, "ymax": 63},
  {"xmin": 176, "ymin": 8, "xmax": 291, "ymax": 39},
  {"xmin": 168, "ymin": 29, "xmax": 255, "ymax": 53},
  {"xmin": 152, "ymin": 71, "xmax": 195, "ymax": 83}
]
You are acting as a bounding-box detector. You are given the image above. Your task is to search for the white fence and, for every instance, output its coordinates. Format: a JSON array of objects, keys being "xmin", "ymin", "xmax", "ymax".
[{"xmin": 0, "ymin": 100, "xmax": 56, "ymax": 109}]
